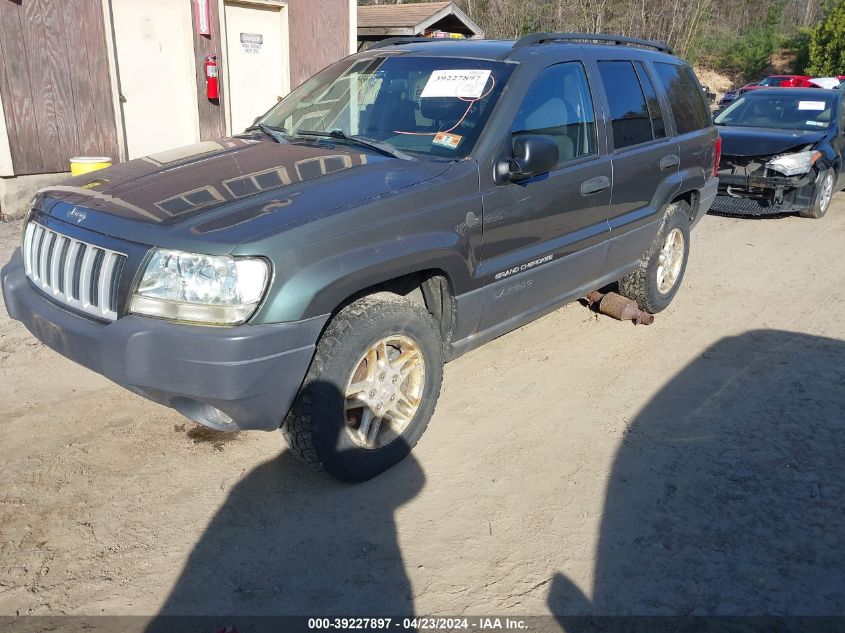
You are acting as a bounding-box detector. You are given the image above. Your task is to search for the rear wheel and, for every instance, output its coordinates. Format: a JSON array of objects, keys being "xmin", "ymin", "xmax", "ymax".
[
  {"xmin": 281, "ymin": 293, "xmax": 443, "ymax": 482},
  {"xmin": 618, "ymin": 200, "xmax": 691, "ymax": 314},
  {"xmin": 800, "ymin": 168, "xmax": 835, "ymax": 219}
]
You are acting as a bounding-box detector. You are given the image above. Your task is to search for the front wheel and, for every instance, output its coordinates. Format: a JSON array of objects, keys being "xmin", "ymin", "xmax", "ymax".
[
  {"xmin": 618, "ymin": 200, "xmax": 691, "ymax": 314},
  {"xmin": 281, "ymin": 293, "xmax": 443, "ymax": 482},
  {"xmin": 799, "ymin": 168, "xmax": 836, "ymax": 219}
]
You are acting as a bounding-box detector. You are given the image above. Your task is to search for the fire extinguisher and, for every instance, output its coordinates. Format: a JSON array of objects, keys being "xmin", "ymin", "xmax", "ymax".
[{"xmin": 205, "ymin": 54, "xmax": 219, "ymax": 100}]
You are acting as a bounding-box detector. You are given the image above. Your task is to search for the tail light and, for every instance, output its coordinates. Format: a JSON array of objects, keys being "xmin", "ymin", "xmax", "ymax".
[{"xmin": 713, "ymin": 135, "xmax": 722, "ymax": 177}]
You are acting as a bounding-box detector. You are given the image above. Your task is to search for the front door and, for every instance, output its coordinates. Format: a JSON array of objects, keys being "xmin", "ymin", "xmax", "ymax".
[
  {"xmin": 478, "ymin": 61, "xmax": 612, "ymax": 331},
  {"xmin": 224, "ymin": 1, "xmax": 289, "ymax": 134}
]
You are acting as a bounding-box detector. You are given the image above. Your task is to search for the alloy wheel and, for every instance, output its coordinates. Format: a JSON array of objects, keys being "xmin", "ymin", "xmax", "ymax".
[
  {"xmin": 656, "ymin": 227, "xmax": 685, "ymax": 295},
  {"xmin": 344, "ymin": 335, "xmax": 426, "ymax": 449}
]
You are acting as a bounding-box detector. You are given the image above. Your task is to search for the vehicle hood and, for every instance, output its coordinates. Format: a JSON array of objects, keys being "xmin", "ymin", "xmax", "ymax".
[
  {"xmin": 717, "ymin": 126, "xmax": 826, "ymax": 157},
  {"xmin": 34, "ymin": 137, "xmax": 451, "ymax": 253}
]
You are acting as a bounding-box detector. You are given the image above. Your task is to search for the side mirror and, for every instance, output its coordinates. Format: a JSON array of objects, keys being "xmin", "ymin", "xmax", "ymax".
[{"xmin": 506, "ymin": 135, "xmax": 559, "ymax": 181}]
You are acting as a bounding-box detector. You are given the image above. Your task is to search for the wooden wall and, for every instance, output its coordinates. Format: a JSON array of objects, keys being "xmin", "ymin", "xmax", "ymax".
[
  {"xmin": 287, "ymin": 0, "xmax": 351, "ymax": 89},
  {"xmin": 191, "ymin": 0, "xmax": 227, "ymax": 140},
  {"xmin": 0, "ymin": 0, "xmax": 119, "ymax": 175}
]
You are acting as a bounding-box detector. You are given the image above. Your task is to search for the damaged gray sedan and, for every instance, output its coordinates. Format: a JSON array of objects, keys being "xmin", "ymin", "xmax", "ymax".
[{"xmin": 712, "ymin": 88, "xmax": 843, "ymax": 218}]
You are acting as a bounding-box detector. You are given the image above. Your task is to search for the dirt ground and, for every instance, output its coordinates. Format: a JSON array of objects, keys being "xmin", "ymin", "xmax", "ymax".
[{"xmin": 1, "ymin": 200, "xmax": 844, "ymax": 621}]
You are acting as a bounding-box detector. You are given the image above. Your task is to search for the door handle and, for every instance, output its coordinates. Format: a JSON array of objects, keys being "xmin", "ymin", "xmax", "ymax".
[
  {"xmin": 581, "ymin": 175, "xmax": 610, "ymax": 195},
  {"xmin": 660, "ymin": 154, "xmax": 680, "ymax": 170}
]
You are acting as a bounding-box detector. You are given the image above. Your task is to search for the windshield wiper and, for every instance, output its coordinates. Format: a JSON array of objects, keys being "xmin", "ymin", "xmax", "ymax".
[
  {"xmin": 295, "ymin": 129, "xmax": 414, "ymax": 160},
  {"xmin": 244, "ymin": 122, "xmax": 289, "ymax": 144}
]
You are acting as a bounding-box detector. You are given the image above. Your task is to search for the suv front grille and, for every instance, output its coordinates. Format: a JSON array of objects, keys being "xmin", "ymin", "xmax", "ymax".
[{"xmin": 22, "ymin": 222, "xmax": 126, "ymax": 321}]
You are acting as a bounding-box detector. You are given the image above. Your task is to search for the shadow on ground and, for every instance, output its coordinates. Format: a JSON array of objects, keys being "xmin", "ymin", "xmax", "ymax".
[
  {"xmin": 144, "ymin": 329, "xmax": 844, "ymax": 628},
  {"xmin": 147, "ymin": 382, "xmax": 424, "ymax": 622},
  {"xmin": 548, "ymin": 330, "xmax": 845, "ymax": 619}
]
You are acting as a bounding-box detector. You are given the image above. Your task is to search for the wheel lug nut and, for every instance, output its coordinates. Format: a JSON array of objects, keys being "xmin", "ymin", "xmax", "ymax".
[
  {"xmin": 392, "ymin": 376, "xmax": 398, "ymax": 383},
  {"xmin": 369, "ymin": 390, "xmax": 376, "ymax": 398},
  {"xmin": 376, "ymin": 403, "xmax": 382, "ymax": 411}
]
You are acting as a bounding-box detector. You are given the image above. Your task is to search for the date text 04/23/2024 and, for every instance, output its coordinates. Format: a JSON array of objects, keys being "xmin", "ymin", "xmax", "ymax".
[{"xmin": 307, "ymin": 617, "xmax": 529, "ymax": 630}]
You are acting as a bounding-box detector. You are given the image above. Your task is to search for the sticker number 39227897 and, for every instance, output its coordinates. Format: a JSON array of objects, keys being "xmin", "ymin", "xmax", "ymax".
[{"xmin": 421, "ymin": 70, "xmax": 492, "ymax": 99}]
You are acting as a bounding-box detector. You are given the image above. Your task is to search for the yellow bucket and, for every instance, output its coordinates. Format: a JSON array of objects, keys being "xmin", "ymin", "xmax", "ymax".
[{"xmin": 70, "ymin": 156, "xmax": 112, "ymax": 176}]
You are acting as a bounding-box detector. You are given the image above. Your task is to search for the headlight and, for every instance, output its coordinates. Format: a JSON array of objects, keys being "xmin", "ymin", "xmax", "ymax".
[
  {"xmin": 766, "ymin": 151, "xmax": 821, "ymax": 177},
  {"xmin": 130, "ymin": 249, "xmax": 270, "ymax": 325}
]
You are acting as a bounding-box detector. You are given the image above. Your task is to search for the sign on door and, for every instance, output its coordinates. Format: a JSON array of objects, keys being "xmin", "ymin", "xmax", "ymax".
[{"xmin": 240, "ymin": 32, "xmax": 263, "ymax": 53}]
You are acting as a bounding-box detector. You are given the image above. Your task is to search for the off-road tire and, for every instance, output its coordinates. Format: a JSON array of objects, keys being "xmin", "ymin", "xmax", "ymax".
[
  {"xmin": 618, "ymin": 200, "xmax": 691, "ymax": 314},
  {"xmin": 799, "ymin": 168, "xmax": 836, "ymax": 219},
  {"xmin": 281, "ymin": 293, "xmax": 443, "ymax": 482}
]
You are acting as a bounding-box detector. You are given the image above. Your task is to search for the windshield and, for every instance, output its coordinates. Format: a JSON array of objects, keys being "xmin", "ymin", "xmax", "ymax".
[
  {"xmin": 259, "ymin": 56, "xmax": 514, "ymax": 159},
  {"xmin": 757, "ymin": 77, "xmax": 784, "ymax": 86},
  {"xmin": 714, "ymin": 93, "xmax": 835, "ymax": 131}
]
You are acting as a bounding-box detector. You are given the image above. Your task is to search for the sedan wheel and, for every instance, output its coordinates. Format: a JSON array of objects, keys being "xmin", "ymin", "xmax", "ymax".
[{"xmin": 801, "ymin": 169, "xmax": 836, "ymax": 219}]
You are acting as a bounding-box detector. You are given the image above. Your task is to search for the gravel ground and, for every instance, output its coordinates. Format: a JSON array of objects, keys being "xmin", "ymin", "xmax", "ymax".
[{"xmin": 0, "ymin": 201, "xmax": 843, "ymax": 620}]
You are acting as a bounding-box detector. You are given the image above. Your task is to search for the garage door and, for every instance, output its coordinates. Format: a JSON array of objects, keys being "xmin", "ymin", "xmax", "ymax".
[{"xmin": 0, "ymin": 0, "xmax": 120, "ymax": 175}]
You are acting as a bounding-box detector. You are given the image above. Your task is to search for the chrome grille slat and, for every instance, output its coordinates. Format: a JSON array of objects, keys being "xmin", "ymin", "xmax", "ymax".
[
  {"xmin": 22, "ymin": 223, "xmax": 35, "ymax": 276},
  {"xmin": 78, "ymin": 245, "xmax": 96, "ymax": 308},
  {"xmin": 38, "ymin": 227, "xmax": 47, "ymax": 277},
  {"xmin": 64, "ymin": 241, "xmax": 81, "ymax": 303},
  {"xmin": 98, "ymin": 252, "xmax": 119, "ymax": 313},
  {"xmin": 21, "ymin": 221, "xmax": 126, "ymax": 321},
  {"xmin": 49, "ymin": 235, "xmax": 66, "ymax": 293}
]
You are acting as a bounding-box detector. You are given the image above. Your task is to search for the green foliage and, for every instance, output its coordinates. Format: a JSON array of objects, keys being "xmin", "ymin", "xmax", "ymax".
[
  {"xmin": 700, "ymin": 0, "xmax": 786, "ymax": 78},
  {"xmin": 783, "ymin": 28, "xmax": 812, "ymax": 74},
  {"xmin": 808, "ymin": 0, "xmax": 845, "ymax": 75}
]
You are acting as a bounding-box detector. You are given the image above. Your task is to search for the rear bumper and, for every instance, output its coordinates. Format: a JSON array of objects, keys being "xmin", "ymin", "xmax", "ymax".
[
  {"xmin": 692, "ymin": 176, "xmax": 719, "ymax": 228},
  {"xmin": 2, "ymin": 249, "xmax": 327, "ymax": 432}
]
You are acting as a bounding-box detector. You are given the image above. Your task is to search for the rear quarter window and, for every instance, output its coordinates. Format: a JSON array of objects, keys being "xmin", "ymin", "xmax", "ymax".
[
  {"xmin": 597, "ymin": 61, "xmax": 654, "ymax": 150},
  {"xmin": 653, "ymin": 62, "xmax": 711, "ymax": 134}
]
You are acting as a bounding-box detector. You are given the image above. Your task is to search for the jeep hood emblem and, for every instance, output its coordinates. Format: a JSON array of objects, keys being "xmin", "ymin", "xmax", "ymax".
[{"xmin": 67, "ymin": 207, "xmax": 87, "ymax": 224}]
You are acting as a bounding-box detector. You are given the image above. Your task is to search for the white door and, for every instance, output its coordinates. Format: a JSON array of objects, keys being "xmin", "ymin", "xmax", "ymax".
[
  {"xmin": 110, "ymin": 0, "xmax": 199, "ymax": 158},
  {"xmin": 224, "ymin": 1, "xmax": 289, "ymax": 134}
]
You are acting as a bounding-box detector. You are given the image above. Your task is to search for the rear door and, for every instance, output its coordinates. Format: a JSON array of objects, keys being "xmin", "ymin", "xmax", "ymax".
[
  {"xmin": 593, "ymin": 58, "xmax": 679, "ymax": 269},
  {"xmin": 650, "ymin": 61, "xmax": 717, "ymax": 205},
  {"xmin": 478, "ymin": 60, "xmax": 612, "ymax": 331}
]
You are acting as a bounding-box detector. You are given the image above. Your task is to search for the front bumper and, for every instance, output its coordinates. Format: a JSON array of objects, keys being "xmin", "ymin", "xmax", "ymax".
[
  {"xmin": 712, "ymin": 170, "xmax": 818, "ymax": 216},
  {"xmin": 2, "ymin": 250, "xmax": 327, "ymax": 431}
]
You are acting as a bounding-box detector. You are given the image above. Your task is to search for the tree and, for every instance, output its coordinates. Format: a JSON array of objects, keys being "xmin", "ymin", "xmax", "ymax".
[
  {"xmin": 359, "ymin": 0, "xmax": 828, "ymax": 79},
  {"xmin": 808, "ymin": 0, "xmax": 845, "ymax": 75}
]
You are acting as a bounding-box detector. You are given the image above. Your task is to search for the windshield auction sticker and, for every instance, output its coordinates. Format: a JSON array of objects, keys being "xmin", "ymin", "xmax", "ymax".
[
  {"xmin": 798, "ymin": 101, "xmax": 826, "ymax": 111},
  {"xmin": 421, "ymin": 70, "xmax": 492, "ymax": 98},
  {"xmin": 432, "ymin": 132, "xmax": 462, "ymax": 149}
]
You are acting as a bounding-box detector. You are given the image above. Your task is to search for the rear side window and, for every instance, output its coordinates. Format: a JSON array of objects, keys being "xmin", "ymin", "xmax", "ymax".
[
  {"xmin": 634, "ymin": 61, "xmax": 666, "ymax": 139},
  {"xmin": 653, "ymin": 62, "xmax": 711, "ymax": 134},
  {"xmin": 597, "ymin": 61, "xmax": 653, "ymax": 149},
  {"xmin": 511, "ymin": 62, "xmax": 598, "ymax": 166}
]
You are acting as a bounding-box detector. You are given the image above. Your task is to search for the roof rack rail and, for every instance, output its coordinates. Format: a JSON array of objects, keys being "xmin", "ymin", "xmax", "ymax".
[
  {"xmin": 368, "ymin": 37, "xmax": 461, "ymax": 50},
  {"xmin": 510, "ymin": 32, "xmax": 673, "ymax": 55}
]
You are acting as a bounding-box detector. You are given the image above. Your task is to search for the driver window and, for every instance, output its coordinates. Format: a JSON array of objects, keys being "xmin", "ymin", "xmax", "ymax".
[{"xmin": 511, "ymin": 62, "xmax": 598, "ymax": 167}]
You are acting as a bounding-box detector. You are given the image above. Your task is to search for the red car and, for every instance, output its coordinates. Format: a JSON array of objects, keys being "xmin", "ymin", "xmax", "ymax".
[{"xmin": 740, "ymin": 75, "xmax": 817, "ymax": 94}]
